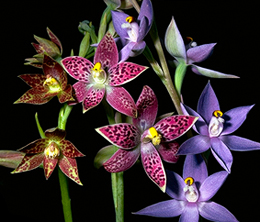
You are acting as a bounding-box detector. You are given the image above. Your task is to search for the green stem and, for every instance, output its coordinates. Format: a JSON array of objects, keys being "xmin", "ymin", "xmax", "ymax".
[
  {"xmin": 102, "ymin": 99, "xmax": 124, "ymax": 222},
  {"xmin": 58, "ymin": 103, "xmax": 74, "ymax": 222}
]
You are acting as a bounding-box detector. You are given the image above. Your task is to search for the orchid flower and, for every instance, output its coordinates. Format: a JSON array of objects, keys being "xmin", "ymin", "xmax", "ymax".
[
  {"xmin": 25, "ymin": 27, "xmax": 63, "ymax": 68},
  {"xmin": 134, "ymin": 154, "xmax": 238, "ymax": 222},
  {"xmin": 15, "ymin": 55, "xmax": 74, "ymax": 104},
  {"xmin": 61, "ymin": 32, "xmax": 147, "ymax": 117},
  {"xmin": 12, "ymin": 127, "xmax": 84, "ymax": 185},
  {"xmin": 111, "ymin": 0, "xmax": 153, "ymax": 62},
  {"xmin": 95, "ymin": 85, "xmax": 197, "ymax": 192},
  {"xmin": 178, "ymin": 82, "xmax": 260, "ymax": 173}
]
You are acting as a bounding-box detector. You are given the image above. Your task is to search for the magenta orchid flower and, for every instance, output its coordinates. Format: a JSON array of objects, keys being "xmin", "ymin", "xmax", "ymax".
[
  {"xmin": 95, "ymin": 85, "xmax": 197, "ymax": 192},
  {"xmin": 134, "ymin": 154, "xmax": 238, "ymax": 222},
  {"xmin": 111, "ymin": 0, "xmax": 153, "ymax": 62},
  {"xmin": 165, "ymin": 17, "xmax": 238, "ymax": 79},
  {"xmin": 61, "ymin": 32, "xmax": 147, "ymax": 117},
  {"xmin": 15, "ymin": 55, "xmax": 74, "ymax": 104},
  {"xmin": 178, "ymin": 82, "xmax": 260, "ymax": 173},
  {"xmin": 12, "ymin": 127, "xmax": 84, "ymax": 185}
]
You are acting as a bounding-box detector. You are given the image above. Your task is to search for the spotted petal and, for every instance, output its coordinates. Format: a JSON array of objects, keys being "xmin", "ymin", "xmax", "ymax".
[
  {"xmin": 154, "ymin": 115, "xmax": 198, "ymax": 142},
  {"xmin": 71, "ymin": 81, "xmax": 89, "ymax": 103},
  {"xmin": 57, "ymin": 84, "xmax": 75, "ymax": 103},
  {"xmin": 106, "ymin": 86, "xmax": 137, "ymax": 118},
  {"xmin": 47, "ymin": 27, "xmax": 63, "ymax": 55},
  {"xmin": 59, "ymin": 140, "xmax": 85, "ymax": 158},
  {"xmin": 18, "ymin": 74, "xmax": 47, "ymax": 91},
  {"xmin": 61, "ymin": 56, "xmax": 93, "ymax": 82},
  {"xmin": 12, "ymin": 153, "xmax": 44, "ymax": 174},
  {"xmin": 141, "ymin": 142, "xmax": 166, "ymax": 192},
  {"xmin": 133, "ymin": 85, "xmax": 158, "ymax": 132},
  {"xmin": 14, "ymin": 88, "xmax": 52, "ymax": 104},
  {"xmin": 103, "ymin": 147, "xmax": 140, "ymax": 172},
  {"xmin": 108, "ymin": 62, "xmax": 148, "ymax": 86},
  {"xmin": 157, "ymin": 142, "xmax": 179, "ymax": 163},
  {"xmin": 43, "ymin": 156, "xmax": 58, "ymax": 179},
  {"xmin": 83, "ymin": 84, "xmax": 105, "ymax": 113},
  {"xmin": 94, "ymin": 32, "xmax": 118, "ymax": 69},
  {"xmin": 96, "ymin": 123, "xmax": 140, "ymax": 149},
  {"xmin": 59, "ymin": 156, "xmax": 82, "ymax": 185},
  {"xmin": 18, "ymin": 138, "xmax": 49, "ymax": 154}
]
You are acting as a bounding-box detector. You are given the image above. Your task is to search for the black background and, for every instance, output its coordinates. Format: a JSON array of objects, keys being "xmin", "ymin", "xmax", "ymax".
[{"xmin": 1, "ymin": 1, "xmax": 259, "ymax": 221}]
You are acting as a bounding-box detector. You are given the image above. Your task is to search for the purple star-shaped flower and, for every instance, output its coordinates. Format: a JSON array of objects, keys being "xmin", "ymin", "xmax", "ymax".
[
  {"xmin": 134, "ymin": 154, "xmax": 238, "ymax": 222},
  {"xmin": 178, "ymin": 82, "xmax": 260, "ymax": 173},
  {"xmin": 61, "ymin": 32, "xmax": 147, "ymax": 117},
  {"xmin": 95, "ymin": 85, "xmax": 197, "ymax": 191},
  {"xmin": 165, "ymin": 17, "xmax": 238, "ymax": 79},
  {"xmin": 111, "ymin": 0, "xmax": 153, "ymax": 62}
]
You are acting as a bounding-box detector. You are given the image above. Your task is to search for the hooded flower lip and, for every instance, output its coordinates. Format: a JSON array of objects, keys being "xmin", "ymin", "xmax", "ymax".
[
  {"xmin": 12, "ymin": 128, "xmax": 84, "ymax": 185},
  {"xmin": 111, "ymin": 0, "xmax": 153, "ymax": 62},
  {"xmin": 178, "ymin": 82, "xmax": 260, "ymax": 173},
  {"xmin": 164, "ymin": 17, "xmax": 239, "ymax": 79},
  {"xmin": 25, "ymin": 27, "xmax": 63, "ymax": 68},
  {"xmin": 134, "ymin": 154, "xmax": 238, "ymax": 222},
  {"xmin": 61, "ymin": 32, "xmax": 148, "ymax": 117},
  {"xmin": 95, "ymin": 85, "xmax": 198, "ymax": 192},
  {"xmin": 15, "ymin": 55, "xmax": 74, "ymax": 105}
]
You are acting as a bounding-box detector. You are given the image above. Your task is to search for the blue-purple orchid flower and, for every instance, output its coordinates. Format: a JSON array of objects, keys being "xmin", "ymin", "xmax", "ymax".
[
  {"xmin": 61, "ymin": 32, "xmax": 147, "ymax": 117},
  {"xmin": 95, "ymin": 85, "xmax": 197, "ymax": 192},
  {"xmin": 134, "ymin": 154, "xmax": 238, "ymax": 222},
  {"xmin": 111, "ymin": 0, "xmax": 153, "ymax": 62},
  {"xmin": 178, "ymin": 82, "xmax": 260, "ymax": 173},
  {"xmin": 165, "ymin": 17, "xmax": 239, "ymax": 79}
]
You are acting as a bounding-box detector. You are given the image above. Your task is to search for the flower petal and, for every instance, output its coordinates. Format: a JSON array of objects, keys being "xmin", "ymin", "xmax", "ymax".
[
  {"xmin": 94, "ymin": 145, "xmax": 116, "ymax": 169},
  {"xmin": 191, "ymin": 65, "xmax": 239, "ymax": 78},
  {"xmin": 61, "ymin": 56, "xmax": 93, "ymax": 82},
  {"xmin": 111, "ymin": 11, "xmax": 129, "ymax": 39},
  {"xmin": 132, "ymin": 40, "xmax": 146, "ymax": 56},
  {"xmin": 199, "ymin": 171, "xmax": 228, "ymax": 202},
  {"xmin": 134, "ymin": 199, "xmax": 185, "ymax": 218},
  {"xmin": 18, "ymin": 138, "xmax": 49, "ymax": 154},
  {"xmin": 106, "ymin": 86, "xmax": 137, "ymax": 118},
  {"xmin": 222, "ymin": 105, "xmax": 254, "ymax": 135},
  {"xmin": 18, "ymin": 74, "xmax": 47, "ymax": 91},
  {"xmin": 14, "ymin": 88, "xmax": 51, "ymax": 104},
  {"xmin": 137, "ymin": 0, "xmax": 153, "ymax": 28},
  {"xmin": 83, "ymin": 84, "xmax": 105, "ymax": 113},
  {"xmin": 12, "ymin": 153, "xmax": 44, "ymax": 174},
  {"xmin": 96, "ymin": 123, "xmax": 140, "ymax": 149},
  {"xmin": 187, "ymin": 43, "xmax": 216, "ymax": 64},
  {"xmin": 47, "ymin": 27, "xmax": 63, "ymax": 54},
  {"xmin": 71, "ymin": 81, "xmax": 89, "ymax": 103},
  {"xmin": 133, "ymin": 85, "xmax": 158, "ymax": 131},
  {"xmin": 158, "ymin": 142, "xmax": 179, "ymax": 163},
  {"xmin": 45, "ymin": 128, "xmax": 66, "ymax": 141},
  {"xmin": 183, "ymin": 154, "xmax": 208, "ymax": 188},
  {"xmin": 94, "ymin": 32, "xmax": 118, "ymax": 69},
  {"xmin": 57, "ymin": 84, "xmax": 75, "ymax": 103},
  {"xmin": 118, "ymin": 41, "xmax": 135, "ymax": 62},
  {"xmin": 221, "ymin": 135, "xmax": 260, "ymax": 151},
  {"xmin": 198, "ymin": 201, "xmax": 238, "ymax": 222},
  {"xmin": 181, "ymin": 103, "xmax": 208, "ymax": 135},
  {"xmin": 177, "ymin": 135, "xmax": 211, "ymax": 155},
  {"xmin": 166, "ymin": 170, "xmax": 186, "ymax": 200},
  {"xmin": 197, "ymin": 82, "xmax": 220, "ymax": 124},
  {"xmin": 59, "ymin": 140, "xmax": 85, "ymax": 158},
  {"xmin": 59, "ymin": 156, "xmax": 82, "ymax": 185},
  {"xmin": 137, "ymin": 16, "xmax": 149, "ymax": 42},
  {"xmin": 43, "ymin": 156, "xmax": 58, "ymax": 179},
  {"xmin": 103, "ymin": 146, "xmax": 140, "ymax": 172},
  {"xmin": 43, "ymin": 55, "xmax": 67, "ymax": 88},
  {"xmin": 141, "ymin": 142, "xmax": 166, "ymax": 192},
  {"xmin": 211, "ymin": 137, "xmax": 233, "ymax": 173},
  {"xmin": 165, "ymin": 17, "xmax": 186, "ymax": 62},
  {"xmin": 108, "ymin": 62, "xmax": 148, "ymax": 86},
  {"xmin": 154, "ymin": 115, "xmax": 198, "ymax": 142},
  {"xmin": 179, "ymin": 203, "xmax": 199, "ymax": 222}
]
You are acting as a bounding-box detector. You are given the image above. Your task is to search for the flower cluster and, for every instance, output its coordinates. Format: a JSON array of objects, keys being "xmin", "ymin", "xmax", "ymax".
[{"xmin": 1, "ymin": 0, "xmax": 259, "ymax": 221}]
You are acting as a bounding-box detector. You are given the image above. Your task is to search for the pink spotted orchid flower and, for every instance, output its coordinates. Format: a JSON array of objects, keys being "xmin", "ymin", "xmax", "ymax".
[
  {"xmin": 95, "ymin": 85, "xmax": 197, "ymax": 192},
  {"xmin": 111, "ymin": 0, "xmax": 153, "ymax": 62},
  {"xmin": 61, "ymin": 32, "xmax": 147, "ymax": 117},
  {"xmin": 134, "ymin": 154, "xmax": 238, "ymax": 222},
  {"xmin": 15, "ymin": 55, "xmax": 74, "ymax": 104},
  {"xmin": 12, "ymin": 127, "xmax": 84, "ymax": 185}
]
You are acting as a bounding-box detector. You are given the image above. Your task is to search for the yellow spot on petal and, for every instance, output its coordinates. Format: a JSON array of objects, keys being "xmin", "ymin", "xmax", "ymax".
[
  {"xmin": 213, "ymin": 110, "xmax": 223, "ymax": 118},
  {"xmin": 126, "ymin": 16, "xmax": 134, "ymax": 23},
  {"xmin": 184, "ymin": 177, "xmax": 194, "ymax": 185}
]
